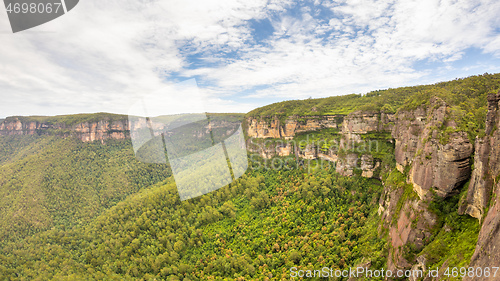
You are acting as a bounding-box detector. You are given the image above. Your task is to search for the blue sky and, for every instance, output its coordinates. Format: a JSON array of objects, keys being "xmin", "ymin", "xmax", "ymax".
[{"xmin": 1, "ymin": 0, "xmax": 500, "ymax": 118}]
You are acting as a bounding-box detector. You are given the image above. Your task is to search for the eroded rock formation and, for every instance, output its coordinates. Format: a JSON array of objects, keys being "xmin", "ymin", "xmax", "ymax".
[
  {"xmin": 246, "ymin": 112, "xmax": 393, "ymax": 178},
  {"xmin": 0, "ymin": 118, "xmax": 129, "ymax": 142},
  {"xmin": 246, "ymin": 115, "xmax": 341, "ymax": 139},
  {"xmin": 392, "ymin": 97, "xmax": 473, "ymax": 199},
  {"xmin": 461, "ymin": 91, "xmax": 500, "ymax": 280}
]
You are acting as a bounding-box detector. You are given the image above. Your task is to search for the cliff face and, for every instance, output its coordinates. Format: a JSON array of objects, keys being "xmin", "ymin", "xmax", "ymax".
[
  {"xmin": 248, "ymin": 97, "xmax": 474, "ymax": 196},
  {"xmin": 384, "ymin": 194, "xmax": 437, "ymax": 272},
  {"xmin": 393, "ymin": 97, "xmax": 473, "ymax": 199},
  {"xmin": 246, "ymin": 112, "xmax": 393, "ymax": 177},
  {"xmin": 378, "ymin": 97, "xmax": 476, "ymax": 273},
  {"xmin": 0, "ymin": 115, "xmax": 243, "ymax": 144},
  {"xmin": 246, "ymin": 113, "xmax": 392, "ymax": 139},
  {"xmin": 0, "ymin": 118, "xmax": 129, "ymax": 143},
  {"xmin": 246, "ymin": 115, "xmax": 341, "ymax": 139},
  {"xmin": 459, "ymin": 93, "xmax": 500, "ymax": 220},
  {"xmin": 461, "ymin": 92, "xmax": 500, "ymax": 280},
  {"xmin": 342, "ymin": 111, "xmax": 394, "ymax": 133},
  {"xmin": 248, "ymin": 93, "xmax": 500, "ymax": 276}
]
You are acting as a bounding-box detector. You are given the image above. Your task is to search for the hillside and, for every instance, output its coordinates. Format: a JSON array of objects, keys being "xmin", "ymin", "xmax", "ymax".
[
  {"xmin": 1, "ymin": 169, "xmax": 387, "ymax": 280},
  {"xmin": 1, "ymin": 74, "xmax": 500, "ymax": 280},
  {"xmin": 0, "ymin": 135, "xmax": 170, "ymax": 244}
]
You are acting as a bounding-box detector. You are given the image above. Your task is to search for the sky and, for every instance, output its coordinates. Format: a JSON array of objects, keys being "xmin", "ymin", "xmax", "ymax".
[{"xmin": 1, "ymin": 0, "xmax": 500, "ymax": 118}]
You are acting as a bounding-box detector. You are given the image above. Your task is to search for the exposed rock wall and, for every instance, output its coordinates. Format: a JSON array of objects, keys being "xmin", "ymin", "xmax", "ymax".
[
  {"xmin": 385, "ymin": 194, "xmax": 438, "ymax": 273},
  {"xmin": 0, "ymin": 116, "xmax": 240, "ymax": 144},
  {"xmin": 342, "ymin": 111, "xmax": 394, "ymax": 133},
  {"xmin": 458, "ymin": 138, "xmax": 491, "ymax": 220},
  {"xmin": 377, "ymin": 171, "xmax": 439, "ymax": 273},
  {"xmin": 246, "ymin": 112, "xmax": 392, "ymax": 177},
  {"xmin": 246, "ymin": 112, "xmax": 394, "ymax": 140},
  {"xmin": 465, "ymin": 180, "xmax": 500, "ymax": 281},
  {"xmin": 379, "ymin": 97, "xmax": 475, "ymax": 274},
  {"xmin": 392, "ymin": 97, "xmax": 473, "ymax": 199},
  {"xmin": 246, "ymin": 115, "xmax": 342, "ymax": 139},
  {"xmin": 459, "ymin": 92, "xmax": 500, "ymax": 220},
  {"xmin": 0, "ymin": 118, "xmax": 129, "ymax": 143},
  {"xmin": 392, "ymin": 107, "xmax": 427, "ymax": 171},
  {"xmin": 462, "ymin": 91, "xmax": 500, "ymax": 280}
]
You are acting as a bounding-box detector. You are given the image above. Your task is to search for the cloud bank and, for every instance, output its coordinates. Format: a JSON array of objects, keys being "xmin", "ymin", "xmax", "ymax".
[{"xmin": 0, "ymin": 0, "xmax": 499, "ymax": 117}]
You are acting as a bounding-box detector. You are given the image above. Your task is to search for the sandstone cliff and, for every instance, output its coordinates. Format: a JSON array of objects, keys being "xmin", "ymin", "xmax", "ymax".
[
  {"xmin": 247, "ymin": 94, "xmax": 500, "ymax": 278},
  {"xmin": 392, "ymin": 97, "xmax": 473, "ymax": 199},
  {"xmin": 0, "ymin": 114, "xmax": 242, "ymax": 144},
  {"xmin": 246, "ymin": 112, "xmax": 394, "ymax": 177},
  {"xmin": 0, "ymin": 117, "xmax": 129, "ymax": 143},
  {"xmin": 461, "ymin": 91, "xmax": 500, "ymax": 280},
  {"xmin": 246, "ymin": 115, "xmax": 342, "ymax": 139},
  {"xmin": 459, "ymin": 92, "xmax": 500, "ymax": 220}
]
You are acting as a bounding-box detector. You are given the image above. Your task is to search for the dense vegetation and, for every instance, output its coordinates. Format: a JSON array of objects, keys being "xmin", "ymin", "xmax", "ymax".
[
  {"xmin": 0, "ymin": 165, "xmax": 387, "ymax": 280},
  {"xmin": 0, "ymin": 136, "xmax": 170, "ymax": 243}
]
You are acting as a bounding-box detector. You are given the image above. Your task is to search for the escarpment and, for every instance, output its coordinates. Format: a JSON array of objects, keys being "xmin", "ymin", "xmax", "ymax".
[
  {"xmin": 247, "ymin": 90, "xmax": 500, "ymax": 278},
  {"xmin": 459, "ymin": 92, "xmax": 500, "ymax": 220},
  {"xmin": 0, "ymin": 117, "xmax": 129, "ymax": 143},
  {"xmin": 246, "ymin": 115, "xmax": 342, "ymax": 139},
  {"xmin": 0, "ymin": 114, "xmax": 243, "ymax": 144},
  {"xmin": 246, "ymin": 111, "xmax": 394, "ymax": 178},
  {"xmin": 246, "ymin": 97, "xmax": 474, "ymax": 191}
]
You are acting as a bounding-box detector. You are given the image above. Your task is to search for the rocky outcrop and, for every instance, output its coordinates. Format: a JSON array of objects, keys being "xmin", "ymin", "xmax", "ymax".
[
  {"xmin": 465, "ymin": 181, "xmax": 500, "ymax": 281},
  {"xmin": 458, "ymin": 137, "xmax": 492, "ymax": 220},
  {"xmin": 378, "ymin": 177, "xmax": 438, "ymax": 273},
  {"xmin": 388, "ymin": 199, "xmax": 437, "ymax": 273},
  {"xmin": 335, "ymin": 153, "xmax": 358, "ymax": 176},
  {"xmin": 392, "ymin": 107, "xmax": 427, "ymax": 172},
  {"xmin": 462, "ymin": 91, "xmax": 500, "ymax": 280},
  {"xmin": 393, "ymin": 97, "xmax": 473, "ymax": 199},
  {"xmin": 342, "ymin": 111, "xmax": 394, "ymax": 134},
  {"xmin": 360, "ymin": 154, "xmax": 380, "ymax": 178},
  {"xmin": 246, "ymin": 115, "xmax": 342, "ymax": 139},
  {"xmin": 409, "ymin": 130, "xmax": 472, "ymax": 199},
  {"xmin": 459, "ymin": 92, "xmax": 500, "ymax": 220}
]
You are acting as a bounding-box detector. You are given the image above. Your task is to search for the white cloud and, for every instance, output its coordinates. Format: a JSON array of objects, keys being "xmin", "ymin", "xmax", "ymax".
[
  {"xmin": 0, "ymin": 0, "xmax": 292, "ymax": 116},
  {"xmin": 185, "ymin": 0, "xmax": 500, "ymax": 100},
  {"xmin": 0, "ymin": 0, "xmax": 499, "ymax": 117}
]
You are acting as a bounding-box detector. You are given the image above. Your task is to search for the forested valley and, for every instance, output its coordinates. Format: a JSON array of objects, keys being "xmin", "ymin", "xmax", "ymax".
[{"xmin": 1, "ymin": 73, "xmax": 500, "ymax": 280}]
